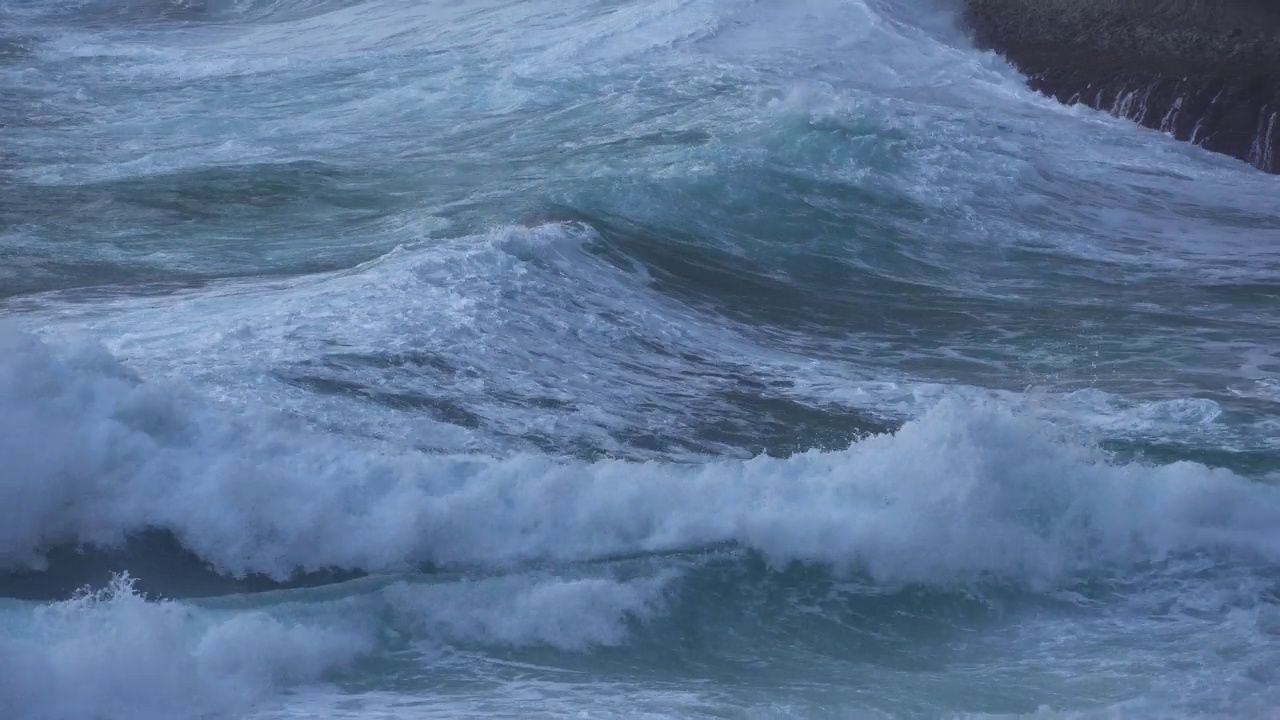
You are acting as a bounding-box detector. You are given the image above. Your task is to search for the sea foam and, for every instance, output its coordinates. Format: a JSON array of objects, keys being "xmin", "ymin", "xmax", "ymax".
[
  {"xmin": 3, "ymin": 324, "xmax": 1279, "ymax": 588},
  {"xmin": 0, "ymin": 574, "xmax": 369, "ymax": 720}
]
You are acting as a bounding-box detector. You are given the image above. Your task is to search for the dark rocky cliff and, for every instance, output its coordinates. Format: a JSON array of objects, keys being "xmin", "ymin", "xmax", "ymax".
[{"xmin": 962, "ymin": 0, "xmax": 1280, "ymax": 172}]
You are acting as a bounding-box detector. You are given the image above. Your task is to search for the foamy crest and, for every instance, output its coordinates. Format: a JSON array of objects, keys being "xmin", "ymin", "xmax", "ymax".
[
  {"xmin": 2, "ymin": 325, "xmax": 1278, "ymax": 588},
  {"xmin": 0, "ymin": 574, "xmax": 370, "ymax": 720}
]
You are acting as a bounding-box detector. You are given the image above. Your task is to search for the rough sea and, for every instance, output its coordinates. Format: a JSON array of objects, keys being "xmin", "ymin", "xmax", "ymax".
[{"xmin": 3, "ymin": 0, "xmax": 1280, "ymax": 718}]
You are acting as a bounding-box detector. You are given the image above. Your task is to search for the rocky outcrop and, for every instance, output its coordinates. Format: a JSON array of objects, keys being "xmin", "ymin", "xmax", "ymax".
[{"xmin": 963, "ymin": 0, "xmax": 1280, "ymax": 172}]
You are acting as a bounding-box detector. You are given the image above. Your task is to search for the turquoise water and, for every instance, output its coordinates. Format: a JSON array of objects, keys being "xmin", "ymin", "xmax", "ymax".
[{"xmin": 2, "ymin": 0, "xmax": 1280, "ymax": 718}]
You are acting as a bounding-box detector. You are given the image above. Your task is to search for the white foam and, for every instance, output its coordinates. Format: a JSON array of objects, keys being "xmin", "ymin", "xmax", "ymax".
[
  {"xmin": 20, "ymin": 223, "xmax": 800, "ymax": 460},
  {"xmin": 0, "ymin": 574, "xmax": 370, "ymax": 720},
  {"xmin": 2, "ymin": 324, "xmax": 1278, "ymax": 587},
  {"xmin": 243, "ymin": 684, "xmax": 730, "ymax": 720},
  {"xmin": 0, "ymin": 566, "xmax": 680, "ymax": 719},
  {"xmin": 21, "ymin": 218, "xmax": 1268, "ymax": 469}
]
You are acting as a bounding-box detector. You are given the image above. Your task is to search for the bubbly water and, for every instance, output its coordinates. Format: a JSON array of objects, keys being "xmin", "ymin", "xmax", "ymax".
[{"xmin": 2, "ymin": 1, "xmax": 1280, "ymax": 718}]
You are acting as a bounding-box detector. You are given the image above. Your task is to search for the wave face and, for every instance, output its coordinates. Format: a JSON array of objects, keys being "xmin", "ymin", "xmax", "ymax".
[{"xmin": 3, "ymin": 0, "xmax": 1280, "ymax": 718}]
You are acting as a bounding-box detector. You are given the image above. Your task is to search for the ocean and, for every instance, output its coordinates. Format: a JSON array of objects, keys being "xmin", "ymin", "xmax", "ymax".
[{"xmin": 2, "ymin": 0, "xmax": 1280, "ymax": 718}]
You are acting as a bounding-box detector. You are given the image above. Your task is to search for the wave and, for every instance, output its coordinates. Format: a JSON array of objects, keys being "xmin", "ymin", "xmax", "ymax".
[
  {"xmin": 0, "ymin": 574, "xmax": 370, "ymax": 720},
  {"xmin": 0, "ymin": 566, "xmax": 674, "ymax": 720},
  {"xmin": 4, "ymin": 550, "xmax": 1278, "ymax": 720},
  {"xmin": 14, "ymin": 218, "xmax": 1276, "ymax": 468},
  {"xmin": 0, "ymin": 530, "xmax": 363, "ymax": 601},
  {"xmin": 3, "ymin": 323, "xmax": 1279, "ymax": 591},
  {"xmin": 4, "ymin": 1, "xmax": 1279, "ymax": 718}
]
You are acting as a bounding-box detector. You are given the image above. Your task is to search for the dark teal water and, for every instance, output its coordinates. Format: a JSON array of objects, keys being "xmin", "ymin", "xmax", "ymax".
[{"xmin": 2, "ymin": 1, "xmax": 1280, "ymax": 718}]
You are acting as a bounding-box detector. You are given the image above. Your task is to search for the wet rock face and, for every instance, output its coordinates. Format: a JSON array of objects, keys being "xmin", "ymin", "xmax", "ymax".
[{"xmin": 963, "ymin": 0, "xmax": 1280, "ymax": 172}]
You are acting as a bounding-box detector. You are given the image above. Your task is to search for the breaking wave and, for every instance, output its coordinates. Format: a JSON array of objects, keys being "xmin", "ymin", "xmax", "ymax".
[{"xmin": 3, "ymin": 324, "xmax": 1278, "ymax": 592}]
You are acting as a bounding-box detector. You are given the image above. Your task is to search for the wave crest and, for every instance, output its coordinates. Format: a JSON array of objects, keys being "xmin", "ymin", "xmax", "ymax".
[{"xmin": 2, "ymin": 325, "xmax": 1278, "ymax": 590}]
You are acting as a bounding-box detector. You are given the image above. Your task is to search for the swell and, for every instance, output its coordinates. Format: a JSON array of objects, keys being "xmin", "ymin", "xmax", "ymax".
[
  {"xmin": 0, "ymin": 157, "xmax": 409, "ymax": 299},
  {"xmin": 963, "ymin": 0, "xmax": 1280, "ymax": 172}
]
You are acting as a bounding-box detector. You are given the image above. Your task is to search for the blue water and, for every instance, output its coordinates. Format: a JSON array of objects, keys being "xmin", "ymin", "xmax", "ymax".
[{"xmin": 2, "ymin": 1, "xmax": 1280, "ymax": 718}]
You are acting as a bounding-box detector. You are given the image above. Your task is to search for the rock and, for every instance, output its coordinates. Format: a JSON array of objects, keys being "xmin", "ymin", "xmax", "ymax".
[{"xmin": 962, "ymin": 0, "xmax": 1280, "ymax": 172}]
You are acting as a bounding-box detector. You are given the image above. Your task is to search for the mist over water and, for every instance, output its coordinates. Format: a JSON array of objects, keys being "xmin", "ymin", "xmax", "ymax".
[{"xmin": 3, "ymin": 0, "xmax": 1280, "ymax": 718}]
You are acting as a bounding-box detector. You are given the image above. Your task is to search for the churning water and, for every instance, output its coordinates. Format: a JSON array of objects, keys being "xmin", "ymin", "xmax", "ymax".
[{"xmin": 3, "ymin": 0, "xmax": 1280, "ymax": 718}]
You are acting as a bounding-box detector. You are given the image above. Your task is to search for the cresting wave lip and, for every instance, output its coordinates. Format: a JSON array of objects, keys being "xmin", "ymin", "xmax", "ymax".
[
  {"xmin": 962, "ymin": 0, "xmax": 1280, "ymax": 173},
  {"xmin": 4, "ymin": 322, "xmax": 1280, "ymax": 595}
]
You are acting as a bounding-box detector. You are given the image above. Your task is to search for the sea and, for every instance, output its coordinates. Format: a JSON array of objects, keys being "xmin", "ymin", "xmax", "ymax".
[{"xmin": 2, "ymin": 0, "xmax": 1280, "ymax": 718}]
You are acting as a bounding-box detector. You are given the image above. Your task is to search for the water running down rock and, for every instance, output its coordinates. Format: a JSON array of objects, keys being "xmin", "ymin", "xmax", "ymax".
[{"xmin": 963, "ymin": 0, "xmax": 1280, "ymax": 172}]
